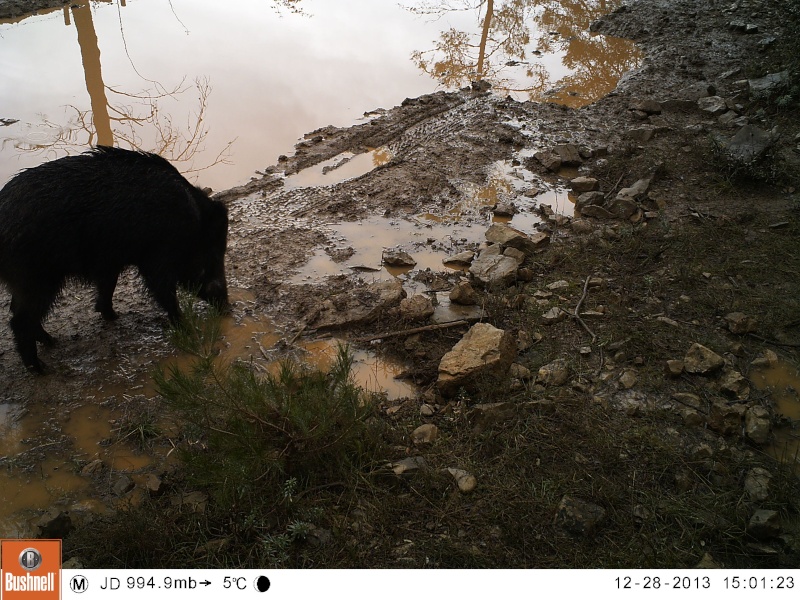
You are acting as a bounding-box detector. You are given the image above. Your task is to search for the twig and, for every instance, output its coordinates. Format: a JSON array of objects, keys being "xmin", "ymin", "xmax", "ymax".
[
  {"xmin": 573, "ymin": 275, "xmax": 597, "ymax": 343},
  {"xmin": 355, "ymin": 319, "xmax": 471, "ymax": 343},
  {"xmin": 747, "ymin": 333, "xmax": 800, "ymax": 348},
  {"xmin": 605, "ymin": 173, "xmax": 626, "ymax": 200},
  {"xmin": 289, "ymin": 322, "xmax": 308, "ymax": 345}
]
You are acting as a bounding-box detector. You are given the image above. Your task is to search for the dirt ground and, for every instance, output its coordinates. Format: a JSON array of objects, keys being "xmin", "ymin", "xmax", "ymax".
[{"xmin": 2, "ymin": 0, "xmax": 800, "ymax": 567}]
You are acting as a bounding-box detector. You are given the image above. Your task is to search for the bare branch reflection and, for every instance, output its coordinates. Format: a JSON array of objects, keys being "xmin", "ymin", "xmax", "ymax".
[
  {"xmin": 405, "ymin": 0, "xmax": 641, "ymax": 106},
  {"xmin": 2, "ymin": 0, "xmax": 235, "ymax": 176}
]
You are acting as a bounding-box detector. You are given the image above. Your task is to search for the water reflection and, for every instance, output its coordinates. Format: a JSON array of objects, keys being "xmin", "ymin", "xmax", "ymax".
[
  {"xmin": 2, "ymin": 1, "xmax": 233, "ymax": 175},
  {"xmin": 405, "ymin": 0, "xmax": 641, "ymax": 106}
]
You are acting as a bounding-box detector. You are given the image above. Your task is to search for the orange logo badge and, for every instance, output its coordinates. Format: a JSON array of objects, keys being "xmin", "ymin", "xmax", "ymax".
[{"xmin": 0, "ymin": 540, "xmax": 61, "ymax": 600}]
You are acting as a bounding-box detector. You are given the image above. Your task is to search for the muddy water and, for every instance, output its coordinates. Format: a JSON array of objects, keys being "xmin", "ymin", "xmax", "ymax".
[
  {"xmin": 0, "ymin": 291, "xmax": 415, "ymax": 537},
  {"xmin": 750, "ymin": 361, "xmax": 800, "ymax": 470},
  {"xmin": 290, "ymin": 158, "xmax": 573, "ymax": 285},
  {"xmin": 0, "ymin": 0, "xmax": 639, "ymax": 190}
]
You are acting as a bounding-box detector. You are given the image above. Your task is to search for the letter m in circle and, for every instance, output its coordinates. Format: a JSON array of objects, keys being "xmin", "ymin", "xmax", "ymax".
[{"xmin": 70, "ymin": 575, "xmax": 89, "ymax": 593}]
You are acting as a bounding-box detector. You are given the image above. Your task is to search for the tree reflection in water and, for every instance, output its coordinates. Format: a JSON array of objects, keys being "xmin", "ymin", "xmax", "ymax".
[
  {"xmin": 4, "ymin": 1, "xmax": 237, "ymax": 177},
  {"xmin": 404, "ymin": 0, "xmax": 642, "ymax": 106}
]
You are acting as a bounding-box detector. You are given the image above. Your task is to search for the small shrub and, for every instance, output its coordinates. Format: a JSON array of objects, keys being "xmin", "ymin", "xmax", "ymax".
[{"xmin": 155, "ymin": 301, "xmax": 381, "ymax": 510}]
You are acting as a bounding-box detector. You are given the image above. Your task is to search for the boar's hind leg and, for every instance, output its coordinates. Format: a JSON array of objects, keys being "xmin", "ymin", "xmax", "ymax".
[
  {"xmin": 94, "ymin": 272, "xmax": 120, "ymax": 320},
  {"xmin": 9, "ymin": 285, "xmax": 59, "ymax": 373}
]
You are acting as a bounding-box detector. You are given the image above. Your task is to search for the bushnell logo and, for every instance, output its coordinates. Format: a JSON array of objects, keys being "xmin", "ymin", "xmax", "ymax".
[{"xmin": 18, "ymin": 548, "xmax": 43, "ymax": 572}]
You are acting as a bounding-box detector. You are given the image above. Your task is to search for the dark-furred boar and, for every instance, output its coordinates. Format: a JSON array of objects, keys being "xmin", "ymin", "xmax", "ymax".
[{"xmin": 0, "ymin": 146, "xmax": 229, "ymax": 372}]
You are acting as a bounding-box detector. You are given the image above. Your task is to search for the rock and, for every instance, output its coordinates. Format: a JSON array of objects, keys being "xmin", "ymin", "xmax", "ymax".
[
  {"xmin": 541, "ymin": 307, "xmax": 567, "ymax": 324},
  {"xmin": 517, "ymin": 267, "xmax": 534, "ymax": 282},
  {"xmin": 665, "ymin": 359, "xmax": 684, "ymax": 377},
  {"xmin": 683, "ymin": 343, "xmax": 724, "ymax": 374},
  {"xmin": 443, "ymin": 250, "xmax": 475, "ymax": 267},
  {"xmin": 314, "ymin": 279, "xmax": 405, "ymax": 328},
  {"xmin": 36, "ymin": 509, "xmax": 73, "ymax": 539},
  {"xmin": 679, "ymin": 81, "xmax": 715, "ymax": 101},
  {"xmin": 726, "ymin": 125, "xmax": 773, "ymax": 164},
  {"xmin": 389, "ymin": 456, "xmax": 428, "ymax": 476},
  {"xmin": 546, "ymin": 280, "xmax": 570, "ymax": 290},
  {"xmin": 538, "ymin": 359, "xmax": 569, "ymax": 386},
  {"xmin": 81, "ymin": 458, "xmax": 104, "ymax": 476},
  {"xmin": 469, "ymin": 253, "xmax": 519, "ymax": 287},
  {"xmin": 400, "ymin": 295, "xmax": 435, "ymax": 322},
  {"xmin": 553, "ymin": 144, "xmax": 582, "ymax": 166},
  {"xmin": 503, "ymin": 247, "xmax": 526, "ymax": 265},
  {"xmin": 62, "ymin": 557, "xmax": 85, "ymax": 569},
  {"xmin": 749, "ymin": 71, "xmax": 789, "ymax": 98},
  {"xmin": 570, "ymin": 177, "xmax": 599, "ymax": 193},
  {"xmin": 307, "ymin": 526, "xmax": 332, "ymax": 548},
  {"xmin": 616, "ymin": 177, "xmax": 652, "ymax": 202},
  {"xmin": 411, "ymin": 423, "xmax": 439, "ymax": 445},
  {"xmin": 510, "ymin": 363, "xmax": 532, "ymax": 380},
  {"xmin": 470, "ymin": 402, "xmax": 517, "ymax": 432},
  {"xmin": 113, "ymin": 475, "xmax": 135, "ymax": 496},
  {"xmin": 672, "ymin": 392, "xmax": 702, "ymax": 409},
  {"xmin": 579, "ymin": 205, "xmax": 615, "ymax": 219},
  {"xmin": 747, "ymin": 510, "xmax": 781, "ymax": 540},
  {"xmin": 575, "ymin": 191, "xmax": 605, "ymax": 210},
  {"xmin": 146, "ymin": 474, "xmax": 164, "ymax": 496},
  {"xmin": 420, "ymin": 403, "xmax": 435, "ymax": 417},
  {"xmin": 750, "ymin": 349, "xmax": 779, "ymax": 369},
  {"xmin": 170, "ymin": 490, "xmax": 209, "ymax": 514},
  {"xmin": 493, "ymin": 202, "xmax": 516, "ymax": 217},
  {"xmin": 437, "ymin": 323, "xmax": 516, "ymax": 396},
  {"xmin": 718, "ymin": 368, "xmax": 750, "ymax": 400},
  {"xmin": 744, "ymin": 467, "xmax": 772, "ymax": 502},
  {"xmin": 571, "ymin": 219, "xmax": 594, "ymax": 234},
  {"xmin": 608, "ymin": 197, "xmax": 639, "ymax": 220},
  {"xmin": 619, "ymin": 369, "xmax": 637, "ymax": 389},
  {"xmin": 446, "ymin": 468, "xmax": 477, "ymax": 493},
  {"xmin": 745, "ymin": 406, "xmax": 771, "ymax": 444},
  {"xmin": 529, "ymin": 231, "xmax": 550, "ymax": 248},
  {"xmin": 554, "ymin": 496, "xmax": 606, "ymax": 537},
  {"xmin": 481, "ymin": 243, "xmax": 503, "ymax": 257},
  {"xmin": 626, "ymin": 127, "xmax": 656, "ymax": 142},
  {"xmin": 485, "ymin": 223, "xmax": 539, "ymax": 254},
  {"xmin": 697, "ymin": 96, "xmax": 728, "ymax": 115},
  {"xmin": 630, "ymin": 99, "xmax": 662, "ymax": 114},
  {"xmin": 516, "ymin": 330, "xmax": 534, "ymax": 351},
  {"xmin": 449, "ymin": 281, "xmax": 479, "ymax": 305},
  {"xmin": 534, "ymin": 150, "xmax": 562, "ymax": 172},
  {"xmin": 708, "ymin": 400, "xmax": 746, "ymax": 435},
  {"xmin": 718, "ymin": 110, "xmax": 740, "ymax": 126},
  {"xmin": 382, "ymin": 248, "xmax": 416, "ymax": 267},
  {"xmin": 695, "ymin": 553, "xmax": 722, "ymax": 569},
  {"xmin": 725, "ymin": 312, "xmax": 757, "ymax": 334}
]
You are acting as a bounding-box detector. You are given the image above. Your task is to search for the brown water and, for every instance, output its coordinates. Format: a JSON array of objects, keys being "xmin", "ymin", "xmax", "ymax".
[
  {"xmin": 0, "ymin": 290, "xmax": 418, "ymax": 537},
  {"xmin": 750, "ymin": 360, "xmax": 800, "ymax": 470},
  {"xmin": 0, "ymin": 0, "xmax": 640, "ymax": 190}
]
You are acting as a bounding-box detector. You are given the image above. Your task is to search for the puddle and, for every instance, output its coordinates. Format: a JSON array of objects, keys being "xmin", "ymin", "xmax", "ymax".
[
  {"xmin": 300, "ymin": 339, "xmax": 416, "ymax": 400},
  {"xmin": 0, "ymin": 0, "xmax": 640, "ymax": 191},
  {"xmin": 291, "ymin": 160, "xmax": 570, "ymax": 285},
  {"xmin": 408, "ymin": 0, "xmax": 642, "ymax": 107},
  {"xmin": 750, "ymin": 360, "xmax": 800, "ymax": 470},
  {"xmin": 284, "ymin": 147, "xmax": 393, "ymax": 189}
]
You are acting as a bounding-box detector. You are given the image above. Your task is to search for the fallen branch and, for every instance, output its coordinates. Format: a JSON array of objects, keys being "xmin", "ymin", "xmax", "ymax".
[
  {"xmin": 355, "ymin": 319, "xmax": 471, "ymax": 343},
  {"xmin": 573, "ymin": 275, "xmax": 597, "ymax": 343}
]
